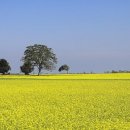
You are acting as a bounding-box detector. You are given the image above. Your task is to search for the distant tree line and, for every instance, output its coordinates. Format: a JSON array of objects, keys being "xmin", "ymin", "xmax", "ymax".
[
  {"xmin": 105, "ymin": 70, "xmax": 130, "ymax": 73},
  {"xmin": 0, "ymin": 44, "xmax": 70, "ymax": 75},
  {"xmin": 1, "ymin": 44, "xmax": 129, "ymax": 75}
]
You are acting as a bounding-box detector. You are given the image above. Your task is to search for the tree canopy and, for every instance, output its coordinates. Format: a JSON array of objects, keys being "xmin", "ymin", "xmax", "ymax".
[
  {"xmin": 20, "ymin": 61, "xmax": 34, "ymax": 75},
  {"xmin": 0, "ymin": 59, "xmax": 11, "ymax": 74},
  {"xmin": 22, "ymin": 44, "xmax": 57, "ymax": 75},
  {"xmin": 59, "ymin": 64, "xmax": 70, "ymax": 73}
]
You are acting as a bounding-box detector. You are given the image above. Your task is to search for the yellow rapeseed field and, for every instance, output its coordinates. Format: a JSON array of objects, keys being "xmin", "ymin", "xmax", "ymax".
[{"xmin": 0, "ymin": 74, "xmax": 130, "ymax": 129}]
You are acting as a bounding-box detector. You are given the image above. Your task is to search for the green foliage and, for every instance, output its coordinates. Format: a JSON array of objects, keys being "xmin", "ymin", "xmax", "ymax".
[
  {"xmin": 22, "ymin": 44, "xmax": 57, "ymax": 75},
  {"xmin": 59, "ymin": 64, "xmax": 70, "ymax": 73},
  {"xmin": 0, "ymin": 59, "xmax": 11, "ymax": 74},
  {"xmin": 20, "ymin": 62, "xmax": 34, "ymax": 75}
]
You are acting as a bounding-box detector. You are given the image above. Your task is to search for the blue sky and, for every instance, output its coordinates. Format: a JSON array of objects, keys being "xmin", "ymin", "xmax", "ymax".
[{"xmin": 0, "ymin": 0, "xmax": 130, "ymax": 73}]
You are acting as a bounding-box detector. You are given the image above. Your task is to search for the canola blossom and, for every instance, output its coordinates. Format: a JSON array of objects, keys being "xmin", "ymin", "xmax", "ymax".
[{"xmin": 0, "ymin": 74, "xmax": 130, "ymax": 129}]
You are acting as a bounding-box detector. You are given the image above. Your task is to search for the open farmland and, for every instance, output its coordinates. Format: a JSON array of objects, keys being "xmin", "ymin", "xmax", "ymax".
[{"xmin": 0, "ymin": 74, "xmax": 130, "ymax": 129}]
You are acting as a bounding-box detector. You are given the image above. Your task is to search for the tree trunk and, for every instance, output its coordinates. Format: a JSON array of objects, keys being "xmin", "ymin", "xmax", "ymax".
[
  {"xmin": 38, "ymin": 67, "xmax": 41, "ymax": 76},
  {"xmin": 2, "ymin": 72, "xmax": 5, "ymax": 75}
]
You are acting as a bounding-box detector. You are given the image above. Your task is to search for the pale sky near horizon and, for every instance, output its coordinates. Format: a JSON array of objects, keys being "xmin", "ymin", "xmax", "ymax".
[{"xmin": 0, "ymin": 0, "xmax": 130, "ymax": 73}]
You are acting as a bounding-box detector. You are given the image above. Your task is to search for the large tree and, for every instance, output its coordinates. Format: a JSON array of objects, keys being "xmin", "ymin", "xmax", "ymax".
[
  {"xmin": 20, "ymin": 62, "xmax": 34, "ymax": 75},
  {"xmin": 0, "ymin": 59, "xmax": 11, "ymax": 74},
  {"xmin": 22, "ymin": 44, "xmax": 57, "ymax": 75},
  {"xmin": 59, "ymin": 64, "xmax": 70, "ymax": 74}
]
